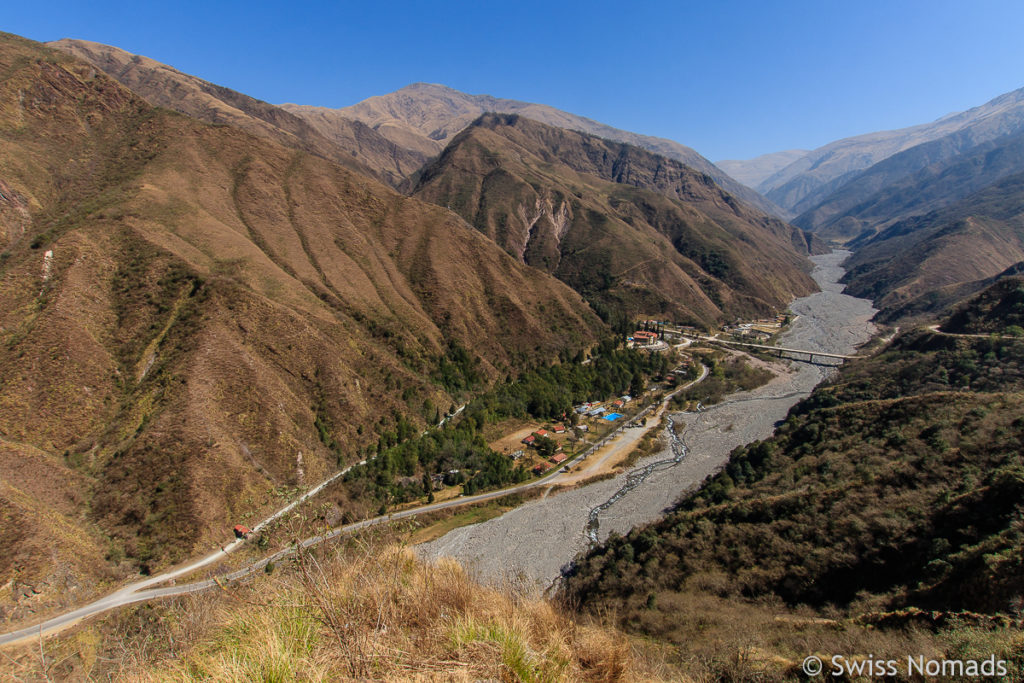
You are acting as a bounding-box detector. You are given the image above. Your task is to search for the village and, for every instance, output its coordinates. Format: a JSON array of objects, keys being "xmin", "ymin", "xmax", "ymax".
[
  {"xmin": 378, "ymin": 311, "xmax": 795, "ymax": 519},
  {"xmin": 480, "ymin": 312, "xmax": 792, "ymax": 485}
]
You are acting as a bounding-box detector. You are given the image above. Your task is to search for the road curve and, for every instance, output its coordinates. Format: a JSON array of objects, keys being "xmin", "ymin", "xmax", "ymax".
[{"xmin": 0, "ymin": 367, "xmax": 709, "ymax": 648}]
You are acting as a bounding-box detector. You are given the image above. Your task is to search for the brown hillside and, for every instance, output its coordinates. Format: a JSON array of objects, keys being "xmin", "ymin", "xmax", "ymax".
[
  {"xmin": 281, "ymin": 82, "xmax": 787, "ymax": 217},
  {"xmin": 0, "ymin": 33, "xmax": 603, "ymax": 625},
  {"xmin": 47, "ymin": 39, "xmax": 427, "ymax": 187},
  {"xmin": 842, "ymin": 171, "xmax": 1024, "ymax": 316},
  {"xmin": 413, "ymin": 113, "xmax": 819, "ymax": 326}
]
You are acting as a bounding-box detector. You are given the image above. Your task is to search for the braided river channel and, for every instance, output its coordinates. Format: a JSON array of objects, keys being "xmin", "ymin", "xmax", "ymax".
[{"xmin": 420, "ymin": 251, "xmax": 877, "ymax": 590}]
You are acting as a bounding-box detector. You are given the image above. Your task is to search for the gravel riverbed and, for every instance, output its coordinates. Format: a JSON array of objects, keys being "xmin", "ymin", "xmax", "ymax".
[{"xmin": 420, "ymin": 251, "xmax": 877, "ymax": 590}]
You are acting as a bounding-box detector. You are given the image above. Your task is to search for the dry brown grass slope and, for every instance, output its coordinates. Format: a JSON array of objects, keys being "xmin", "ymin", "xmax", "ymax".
[
  {"xmin": 1, "ymin": 535, "xmax": 681, "ymax": 682},
  {"xmin": 47, "ymin": 38, "xmax": 427, "ymax": 187},
  {"xmin": 413, "ymin": 113, "xmax": 819, "ymax": 327},
  {"xmin": 0, "ymin": 33, "xmax": 603, "ymax": 626}
]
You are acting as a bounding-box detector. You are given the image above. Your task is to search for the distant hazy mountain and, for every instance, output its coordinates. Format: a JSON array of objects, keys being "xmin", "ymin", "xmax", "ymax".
[
  {"xmin": 281, "ymin": 83, "xmax": 786, "ymax": 217},
  {"xmin": 412, "ymin": 113, "xmax": 819, "ymax": 327},
  {"xmin": 795, "ymin": 129, "xmax": 1024, "ymax": 242},
  {"xmin": 47, "ymin": 39, "xmax": 426, "ymax": 187},
  {"xmin": 757, "ymin": 86, "xmax": 1024, "ymax": 216},
  {"xmin": 841, "ymin": 171, "xmax": 1024, "ymax": 315},
  {"xmin": 715, "ymin": 150, "xmax": 807, "ymax": 194}
]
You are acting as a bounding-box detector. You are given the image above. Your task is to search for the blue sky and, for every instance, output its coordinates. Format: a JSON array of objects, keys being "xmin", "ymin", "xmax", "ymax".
[{"xmin": 5, "ymin": 0, "xmax": 1024, "ymax": 160}]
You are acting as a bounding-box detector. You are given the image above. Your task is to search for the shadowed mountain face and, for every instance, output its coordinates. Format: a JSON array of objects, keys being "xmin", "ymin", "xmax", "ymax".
[
  {"xmin": 794, "ymin": 130, "xmax": 1024, "ymax": 243},
  {"xmin": 281, "ymin": 82, "xmax": 787, "ymax": 218},
  {"xmin": 841, "ymin": 171, "xmax": 1024, "ymax": 316},
  {"xmin": 745, "ymin": 86, "xmax": 1024, "ymax": 216},
  {"xmin": 0, "ymin": 34, "xmax": 604, "ymax": 610},
  {"xmin": 47, "ymin": 39, "xmax": 427, "ymax": 187},
  {"xmin": 412, "ymin": 113, "xmax": 821, "ymax": 327}
]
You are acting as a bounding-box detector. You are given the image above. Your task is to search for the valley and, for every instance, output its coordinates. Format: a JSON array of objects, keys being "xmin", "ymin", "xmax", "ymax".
[
  {"xmin": 420, "ymin": 251, "xmax": 876, "ymax": 587},
  {"xmin": 1, "ymin": 15, "xmax": 1023, "ymax": 680},
  {"xmin": 0, "ymin": 248, "xmax": 864, "ymax": 649}
]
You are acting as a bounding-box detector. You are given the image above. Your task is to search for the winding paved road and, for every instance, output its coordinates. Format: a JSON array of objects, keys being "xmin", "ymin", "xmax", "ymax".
[{"xmin": 0, "ymin": 367, "xmax": 709, "ymax": 648}]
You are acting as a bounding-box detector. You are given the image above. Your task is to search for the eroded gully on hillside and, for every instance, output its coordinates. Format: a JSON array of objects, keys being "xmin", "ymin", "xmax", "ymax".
[{"xmin": 419, "ymin": 250, "xmax": 877, "ymax": 589}]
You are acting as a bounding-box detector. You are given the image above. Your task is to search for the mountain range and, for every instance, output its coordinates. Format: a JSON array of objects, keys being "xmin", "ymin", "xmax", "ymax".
[
  {"xmin": 4, "ymin": 26, "xmax": 1024, "ymax": 681},
  {"xmin": 728, "ymin": 86, "xmax": 1024, "ymax": 218},
  {"xmin": 280, "ymin": 82, "xmax": 786, "ymax": 217},
  {"xmin": 0, "ymin": 31, "xmax": 821, "ymax": 618},
  {"xmin": 0, "ymin": 33, "xmax": 608, "ymax": 610},
  {"xmin": 719, "ymin": 82, "xmax": 1024, "ymax": 324},
  {"xmin": 412, "ymin": 113, "xmax": 820, "ymax": 326},
  {"xmin": 45, "ymin": 38, "xmax": 817, "ymax": 327}
]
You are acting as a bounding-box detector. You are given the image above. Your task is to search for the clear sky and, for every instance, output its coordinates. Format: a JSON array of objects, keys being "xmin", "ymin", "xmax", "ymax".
[{"xmin": 5, "ymin": 0, "xmax": 1024, "ymax": 161}]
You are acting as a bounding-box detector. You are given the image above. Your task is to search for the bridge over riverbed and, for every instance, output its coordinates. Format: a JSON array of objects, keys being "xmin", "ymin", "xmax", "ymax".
[{"xmin": 686, "ymin": 335, "xmax": 859, "ymax": 364}]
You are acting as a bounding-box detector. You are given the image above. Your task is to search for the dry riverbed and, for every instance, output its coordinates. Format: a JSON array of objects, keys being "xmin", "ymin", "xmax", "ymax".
[{"xmin": 420, "ymin": 251, "xmax": 877, "ymax": 591}]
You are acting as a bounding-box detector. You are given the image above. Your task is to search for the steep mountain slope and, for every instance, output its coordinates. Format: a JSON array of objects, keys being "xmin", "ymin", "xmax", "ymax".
[
  {"xmin": 715, "ymin": 149, "xmax": 807, "ymax": 191},
  {"xmin": 563, "ymin": 287, "xmax": 1024, "ymax": 651},
  {"xmin": 47, "ymin": 39, "xmax": 426, "ymax": 187},
  {"xmin": 281, "ymin": 82, "xmax": 786, "ymax": 217},
  {"xmin": 0, "ymin": 33, "xmax": 604, "ymax": 622},
  {"xmin": 871, "ymin": 262, "xmax": 1024, "ymax": 326},
  {"xmin": 841, "ymin": 172, "xmax": 1024, "ymax": 315},
  {"xmin": 796, "ymin": 129, "xmax": 1024, "ymax": 242},
  {"xmin": 758, "ymin": 85, "xmax": 1024, "ymax": 215},
  {"xmin": 941, "ymin": 274, "xmax": 1024, "ymax": 334},
  {"xmin": 412, "ymin": 113, "xmax": 820, "ymax": 327}
]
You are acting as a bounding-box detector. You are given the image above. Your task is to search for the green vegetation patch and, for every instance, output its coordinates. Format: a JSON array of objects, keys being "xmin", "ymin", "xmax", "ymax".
[{"xmin": 565, "ymin": 329, "xmax": 1024, "ymax": 627}]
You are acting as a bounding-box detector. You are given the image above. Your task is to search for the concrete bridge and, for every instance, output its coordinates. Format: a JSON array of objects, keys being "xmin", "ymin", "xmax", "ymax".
[{"xmin": 687, "ymin": 335, "xmax": 858, "ymax": 364}]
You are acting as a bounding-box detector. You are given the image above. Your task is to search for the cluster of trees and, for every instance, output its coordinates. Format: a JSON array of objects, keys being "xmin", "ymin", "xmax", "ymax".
[
  {"xmin": 458, "ymin": 340, "xmax": 670, "ymax": 429},
  {"xmin": 940, "ymin": 277, "xmax": 1024, "ymax": 335},
  {"xmin": 343, "ymin": 425, "xmax": 531, "ymax": 508},
  {"xmin": 344, "ymin": 339, "xmax": 670, "ymax": 509},
  {"xmin": 562, "ymin": 318, "xmax": 1024, "ymax": 630},
  {"xmin": 434, "ymin": 342, "xmax": 484, "ymax": 394},
  {"xmin": 669, "ymin": 352, "xmax": 771, "ymax": 408}
]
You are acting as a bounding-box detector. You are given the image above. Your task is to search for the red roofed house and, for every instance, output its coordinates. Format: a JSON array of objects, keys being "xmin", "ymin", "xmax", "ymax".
[
  {"xmin": 553, "ymin": 424, "xmax": 566, "ymax": 434},
  {"xmin": 551, "ymin": 452, "xmax": 568, "ymax": 464},
  {"xmin": 534, "ymin": 429, "xmax": 551, "ymax": 439},
  {"xmin": 533, "ymin": 462, "xmax": 553, "ymax": 475},
  {"xmin": 633, "ymin": 331, "xmax": 658, "ymax": 346},
  {"xmin": 522, "ymin": 434, "xmax": 537, "ymax": 446},
  {"xmin": 233, "ymin": 524, "xmax": 252, "ymax": 539}
]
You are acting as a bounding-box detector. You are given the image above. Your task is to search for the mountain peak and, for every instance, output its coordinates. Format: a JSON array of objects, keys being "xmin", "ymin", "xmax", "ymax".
[{"xmin": 280, "ymin": 83, "xmax": 786, "ymax": 216}]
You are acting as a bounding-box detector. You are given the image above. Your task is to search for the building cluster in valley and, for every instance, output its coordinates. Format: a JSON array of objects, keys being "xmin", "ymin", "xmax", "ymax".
[
  {"xmin": 493, "ymin": 310, "xmax": 790, "ymax": 481},
  {"xmin": 512, "ymin": 394, "xmax": 640, "ymax": 475},
  {"xmin": 721, "ymin": 314, "xmax": 788, "ymax": 343},
  {"xmin": 629, "ymin": 313, "xmax": 789, "ymax": 348}
]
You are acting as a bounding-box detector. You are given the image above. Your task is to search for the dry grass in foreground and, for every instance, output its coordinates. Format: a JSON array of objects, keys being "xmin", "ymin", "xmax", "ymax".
[{"xmin": 1, "ymin": 531, "xmax": 680, "ymax": 682}]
